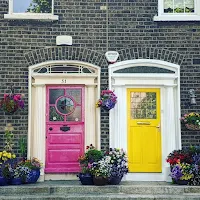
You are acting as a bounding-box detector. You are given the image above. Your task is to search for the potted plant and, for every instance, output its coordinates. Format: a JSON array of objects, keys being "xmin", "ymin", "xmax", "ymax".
[
  {"xmin": 180, "ymin": 112, "xmax": 200, "ymax": 130},
  {"xmin": 0, "ymin": 124, "xmax": 16, "ymax": 186},
  {"xmin": 96, "ymin": 90, "xmax": 117, "ymax": 111},
  {"xmin": 78, "ymin": 144, "xmax": 103, "ymax": 185},
  {"xmin": 0, "ymin": 93, "xmax": 24, "ymax": 114},
  {"xmin": 7, "ymin": 161, "xmax": 24, "ymax": 185},
  {"xmin": 107, "ymin": 148, "xmax": 128, "ymax": 185},
  {"xmin": 167, "ymin": 146, "xmax": 200, "ymax": 185},
  {"xmin": 0, "ymin": 151, "xmax": 16, "ymax": 186},
  {"xmin": 170, "ymin": 162, "xmax": 194, "ymax": 185},
  {"xmin": 19, "ymin": 157, "xmax": 42, "ymax": 184},
  {"xmin": 90, "ymin": 156, "xmax": 112, "ymax": 186}
]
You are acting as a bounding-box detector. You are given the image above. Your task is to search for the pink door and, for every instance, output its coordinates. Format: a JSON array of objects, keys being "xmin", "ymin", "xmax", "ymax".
[{"xmin": 45, "ymin": 86, "xmax": 84, "ymax": 173}]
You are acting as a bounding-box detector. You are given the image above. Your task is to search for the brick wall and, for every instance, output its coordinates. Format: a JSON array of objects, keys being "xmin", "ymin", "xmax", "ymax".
[{"xmin": 0, "ymin": 0, "xmax": 200, "ymax": 154}]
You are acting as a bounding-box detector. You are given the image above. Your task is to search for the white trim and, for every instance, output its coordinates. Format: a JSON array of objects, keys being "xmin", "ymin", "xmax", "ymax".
[
  {"xmin": 30, "ymin": 60, "xmax": 100, "ymax": 72},
  {"xmin": 28, "ymin": 60, "xmax": 101, "ymax": 181},
  {"xmin": 5, "ymin": 0, "xmax": 58, "ymax": 21},
  {"xmin": 4, "ymin": 14, "xmax": 59, "ymax": 21},
  {"xmin": 109, "ymin": 59, "xmax": 179, "ymax": 71},
  {"xmin": 154, "ymin": 15, "xmax": 200, "ymax": 21},
  {"xmin": 109, "ymin": 59, "xmax": 181, "ymax": 182},
  {"xmin": 154, "ymin": 0, "xmax": 200, "ymax": 21}
]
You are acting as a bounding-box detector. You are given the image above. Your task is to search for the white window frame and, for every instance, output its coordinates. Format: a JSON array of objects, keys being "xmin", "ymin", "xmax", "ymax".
[
  {"xmin": 4, "ymin": 0, "xmax": 58, "ymax": 20},
  {"xmin": 154, "ymin": 0, "xmax": 200, "ymax": 21}
]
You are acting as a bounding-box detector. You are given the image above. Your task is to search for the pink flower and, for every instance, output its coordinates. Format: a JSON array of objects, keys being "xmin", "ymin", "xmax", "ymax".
[
  {"xmin": 4, "ymin": 94, "xmax": 8, "ymax": 99},
  {"xmin": 88, "ymin": 163, "xmax": 92, "ymax": 169},
  {"xmin": 14, "ymin": 94, "xmax": 21, "ymax": 101}
]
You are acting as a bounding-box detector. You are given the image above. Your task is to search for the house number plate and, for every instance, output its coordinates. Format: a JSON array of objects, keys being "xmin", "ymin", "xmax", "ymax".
[{"xmin": 61, "ymin": 79, "xmax": 67, "ymax": 83}]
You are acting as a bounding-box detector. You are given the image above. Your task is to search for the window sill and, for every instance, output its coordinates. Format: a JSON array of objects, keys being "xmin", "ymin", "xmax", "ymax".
[
  {"xmin": 4, "ymin": 13, "xmax": 59, "ymax": 21},
  {"xmin": 153, "ymin": 15, "xmax": 200, "ymax": 21}
]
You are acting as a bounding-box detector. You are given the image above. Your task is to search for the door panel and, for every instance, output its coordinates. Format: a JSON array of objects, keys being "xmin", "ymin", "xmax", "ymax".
[
  {"xmin": 127, "ymin": 88, "xmax": 161, "ymax": 172},
  {"xmin": 46, "ymin": 86, "xmax": 84, "ymax": 173}
]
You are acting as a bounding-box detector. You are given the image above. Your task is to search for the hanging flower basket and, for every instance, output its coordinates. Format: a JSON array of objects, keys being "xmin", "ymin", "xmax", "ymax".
[
  {"xmin": 181, "ymin": 112, "xmax": 200, "ymax": 131},
  {"xmin": 0, "ymin": 94, "xmax": 24, "ymax": 114},
  {"xmin": 96, "ymin": 90, "xmax": 117, "ymax": 111}
]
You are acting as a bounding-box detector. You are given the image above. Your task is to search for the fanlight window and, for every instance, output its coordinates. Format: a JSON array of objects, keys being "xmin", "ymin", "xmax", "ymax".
[
  {"xmin": 113, "ymin": 66, "xmax": 175, "ymax": 74},
  {"xmin": 33, "ymin": 64, "xmax": 96, "ymax": 74}
]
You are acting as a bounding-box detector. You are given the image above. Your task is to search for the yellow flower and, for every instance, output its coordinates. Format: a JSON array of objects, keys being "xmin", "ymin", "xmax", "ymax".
[
  {"xmin": 7, "ymin": 153, "xmax": 11, "ymax": 159},
  {"xmin": 12, "ymin": 154, "xmax": 16, "ymax": 158}
]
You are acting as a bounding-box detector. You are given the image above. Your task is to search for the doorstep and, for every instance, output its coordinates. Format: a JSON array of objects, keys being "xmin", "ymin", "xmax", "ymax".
[{"xmin": 0, "ymin": 181, "xmax": 199, "ymax": 200}]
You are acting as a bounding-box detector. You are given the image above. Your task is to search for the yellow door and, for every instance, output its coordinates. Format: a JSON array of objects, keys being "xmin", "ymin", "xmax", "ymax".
[{"xmin": 127, "ymin": 88, "xmax": 161, "ymax": 172}]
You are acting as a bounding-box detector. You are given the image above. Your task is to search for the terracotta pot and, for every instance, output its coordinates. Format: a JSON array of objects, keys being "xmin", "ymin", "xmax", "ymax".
[{"xmin": 93, "ymin": 176, "xmax": 108, "ymax": 186}]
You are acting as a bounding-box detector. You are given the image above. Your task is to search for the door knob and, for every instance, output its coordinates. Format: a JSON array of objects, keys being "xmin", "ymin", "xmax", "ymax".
[{"xmin": 49, "ymin": 127, "xmax": 53, "ymax": 131}]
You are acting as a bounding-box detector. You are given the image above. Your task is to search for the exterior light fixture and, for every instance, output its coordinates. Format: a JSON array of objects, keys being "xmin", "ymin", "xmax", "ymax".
[{"xmin": 188, "ymin": 89, "xmax": 196, "ymax": 105}]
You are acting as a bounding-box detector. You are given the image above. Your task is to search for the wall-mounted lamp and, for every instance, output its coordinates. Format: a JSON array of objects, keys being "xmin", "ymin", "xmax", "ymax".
[{"xmin": 188, "ymin": 89, "xmax": 196, "ymax": 105}]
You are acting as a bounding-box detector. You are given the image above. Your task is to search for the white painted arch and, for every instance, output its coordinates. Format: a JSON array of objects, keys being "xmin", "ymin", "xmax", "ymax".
[
  {"xmin": 109, "ymin": 59, "xmax": 181, "ymax": 182},
  {"xmin": 28, "ymin": 60, "xmax": 101, "ymax": 181}
]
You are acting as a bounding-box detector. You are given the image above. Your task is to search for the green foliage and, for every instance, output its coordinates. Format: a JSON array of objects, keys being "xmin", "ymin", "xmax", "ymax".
[
  {"xmin": 78, "ymin": 144, "xmax": 103, "ymax": 174},
  {"xmin": 18, "ymin": 137, "xmax": 27, "ymax": 158},
  {"xmin": 27, "ymin": 0, "xmax": 52, "ymax": 13},
  {"xmin": 86, "ymin": 149, "xmax": 103, "ymax": 163},
  {"xmin": 4, "ymin": 124, "xmax": 14, "ymax": 153}
]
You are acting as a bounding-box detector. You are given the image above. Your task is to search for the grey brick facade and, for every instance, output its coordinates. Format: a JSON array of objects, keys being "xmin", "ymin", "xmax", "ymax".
[{"xmin": 0, "ymin": 0, "xmax": 200, "ymax": 154}]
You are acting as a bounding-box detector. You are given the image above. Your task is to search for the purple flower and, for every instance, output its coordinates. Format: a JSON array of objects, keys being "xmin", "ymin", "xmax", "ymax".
[
  {"xmin": 193, "ymin": 154, "xmax": 200, "ymax": 165},
  {"xmin": 170, "ymin": 165, "xmax": 183, "ymax": 181}
]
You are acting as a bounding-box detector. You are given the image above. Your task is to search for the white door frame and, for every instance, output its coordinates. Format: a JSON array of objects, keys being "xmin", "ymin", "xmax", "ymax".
[
  {"xmin": 28, "ymin": 60, "xmax": 101, "ymax": 181},
  {"xmin": 109, "ymin": 59, "xmax": 181, "ymax": 181}
]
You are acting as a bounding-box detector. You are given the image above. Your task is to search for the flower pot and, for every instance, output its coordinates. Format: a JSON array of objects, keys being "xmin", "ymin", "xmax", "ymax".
[
  {"xmin": 176, "ymin": 179, "xmax": 189, "ymax": 185},
  {"xmin": 0, "ymin": 176, "xmax": 8, "ymax": 186},
  {"xmin": 11, "ymin": 177, "xmax": 22, "ymax": 185},
  {"xmin": 25, "ymin": 169, "xmax": 40, "ymax": 184},
  {"xmin": 77, "ymin": 173, "xmax": 93, "ymax": 185},
  {"xmin": 108, "ymin": 176, "xmax": 123, "ymax": 185},
  {"xmin": 93, "ymin": 176, "xmax": 108, "ymax": 186}
]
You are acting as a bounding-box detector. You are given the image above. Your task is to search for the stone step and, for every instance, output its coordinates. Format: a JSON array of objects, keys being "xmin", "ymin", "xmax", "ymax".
[
  {"xmin": 1, "ymin": 193, "xmax": 200, "ymax": 200},
  {"xmin": 0, "ymin": 182, "xmax": 200, "ymax": 196}
]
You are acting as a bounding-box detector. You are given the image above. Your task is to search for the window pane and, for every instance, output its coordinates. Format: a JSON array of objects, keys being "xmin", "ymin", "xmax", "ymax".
[
  {"xmin": 49, "ymin": 89, "xmax": 64, "ymax": 104},
  {"xmin": 49, "ymin": 106, "xmax": 64, "ymax": 122},
  {"xmin": 174, "ymin": 0, "xmax": 184, "ymax": 13},
  {"xmin": 13, "ymin": 0, "xmax": 52, "ymax": 13},
  {"xmin": 185, "ymin": 0, "xmax": 194, "ymax": 13},
  {"xmin": 164, "ymin": 0, "xmax": 194, "ymax": 13},
  {"xmin": 130, "ymin": 92, "xmax": 157, "ymax": 119},
  {"xmin": 66, "ymin": 106, "xmax": 82, "ymax": 122},
  {"xmin": 56, "ymin": 97, "xmax": 75, "ymax": 115},
  {"xmin": 66, "ymin": 89, "xmax": 81, "ymax": 105},
  {"xmin": 164, "ymin": 0, "xmax": 173, "ymax": 13}
]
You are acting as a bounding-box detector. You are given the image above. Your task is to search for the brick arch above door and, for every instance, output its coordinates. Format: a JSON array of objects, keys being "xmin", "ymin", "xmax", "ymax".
[
  {"xmin": 117, "ymin": 48, "xmax": 186, "ymax": 66},
  {"xmin": 24, "ymin": 46, "xmax": 107, "ymax": 68}
]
